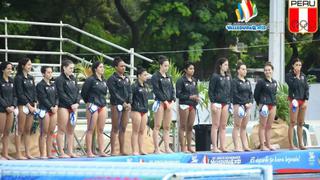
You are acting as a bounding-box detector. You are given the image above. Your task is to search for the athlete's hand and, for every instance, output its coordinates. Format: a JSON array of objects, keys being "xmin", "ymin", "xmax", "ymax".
[
  {"xmin": 28, "ymin": 106, "xmax": 36, "ymax": 113},
  {"xmin": 245, "ymin": 103, "xmax": 252, "ymax": 109},
  {"xmin": 71, "ymin": 103, "xmax": 79, "ymax": 111},
  {"xmin": 302, "ymin": 100, "xmax": 308, "ymax": 109},
  {"xmin": 51, "ymin": 106, "xmax": 58, "ymax": 114},
  {"xmin": 6, "ymin": 106, "xmax": 14, "ymax": 113}
]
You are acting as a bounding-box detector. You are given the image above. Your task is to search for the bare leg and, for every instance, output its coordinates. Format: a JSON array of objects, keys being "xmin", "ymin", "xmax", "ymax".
[
  {"xmin": 219, "ymin": 105, "xmax": 229, "ymax": 152},
  {"xmin": 186, "ymin": 108, "xmax": 196, "ymax": 153},
  {"xmin": 153, "ymin": 105, "xmax": 164, "ymax": 154},
  {"xmin": 47, "ymin": 113, "xmax": 57, "ymax": 158},
  {"xmin": 57, "ymin": 108, "xmax": 70, "ymax": 158},
  {"xmin": 297, "ymin": 103, "xmax": 307, "ymax": 150},
  {"xmin": 265, "ymin": 106, "xmax": 276, "ymax": 150},
  {"xmin": 15, "ymin": 106, "xmax": 27, "ymax": 160},
  {"xmin": 97, "ymin": 107, "xmax": 108, "ymax": 156},
  {"xmin": 0, "ymin": 113, "xmax": 7, "ymax": 159},
  {"xmin": 288, "ymin": 106, "xmax": 298, "ymax": 150},
  {"xmin": 39, "ymin": 114, "xmax": 50, "ymax": 159},
  {"xmin": 179, "ymin": 108, "xmax": 189, "ymax": 152},
  {"xmin": 139, "ymin": 113, "xmax": 148, "ymax": 155},
  {"xmin": 232, "ymin": 105, "xmax": 242, "ymax": 152},
  {"xmin": 259, "ymin": 105, "xmax": 269, "ymax": 151},
  {"xmin": 85, "ymin": 105, "xmax": 98, "ymax": 157},
  {"xmin": 241, "ymin": 107, "xmax": 251, "ymax": 151},
  {"xmin": 211, "ymin": 104, "xmax": 221, "ymax": 153},
  {"xmin": 119, "ymin": 110, "xmax": 129, "ymax": 155},
  {"xmin": 131, "ymin": 111, "xmax": 141, "ymax": 155},
  {"xmin": 163, "ymin": 106, "xmax": 173, "ymax": 153},
  {"xmin": 24, "ymin": 114, "xmax": 34, "ymax": 159},
  {"xmin": 66, "ymin": 111, "xmax": 78, "ymax": 158},
  {"xmin": 110, "ymin": 106, "xmax": 120, "ymax": 156},
  {"xmin": 2, "ymin": 112, "xmax": 14, "ymax": 159}
]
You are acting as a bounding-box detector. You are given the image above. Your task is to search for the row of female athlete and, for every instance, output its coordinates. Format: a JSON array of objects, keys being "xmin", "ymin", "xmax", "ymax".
[{"xmin": 0, "ymin": 55, "xmax": 308, "ymax": 159}]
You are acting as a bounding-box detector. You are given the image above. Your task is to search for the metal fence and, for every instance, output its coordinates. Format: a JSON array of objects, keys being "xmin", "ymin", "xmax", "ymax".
[{"xmin": 0, "ymin": 17, "xmax": 154, "ymax": 79}]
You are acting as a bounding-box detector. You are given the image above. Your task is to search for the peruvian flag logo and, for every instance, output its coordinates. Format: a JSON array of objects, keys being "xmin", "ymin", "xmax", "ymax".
[{"xmin": 289, "ymin": 0, "xmax": 318, "ymax": 33}]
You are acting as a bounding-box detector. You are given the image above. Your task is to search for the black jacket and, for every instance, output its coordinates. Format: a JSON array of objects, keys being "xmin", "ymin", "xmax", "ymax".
[
  {"xmin": 254, "ymin": 78, "xmax": 277, "ymax": 105},
  {"xmin": 36, "ymin": 79, "xmax": 58, "ymax": 112},
  {"xmin": 55, "ymin": 73, "xmax": 81, "ymax": 108},
  {"xmin": 151, "ymin": 71, "xmax": 175, "ymax": 102},
  {"xmin": 0, "ymin": 77, "xmax": 17, "ymax": 111},
  {"xmin": 232, "ymin": 77, "xmax": 253, "ymax": 105},
  {"xmin": 208, "ymin": 73, "xmax": 232, "ymax": 103},
  {"xmin": 131, "ymin": 81, "xmax": 148, "ymax": 113},
  {"xmin": 176, "ymin": 75, "xmax": 198, "ymax": 107},
  {"xmin": 285, "ymin": 71, "xmax": 309, "ymax": 100},
  {"xmin": 14, "ymin": 73, "xmax": 37, "ymax": 106},
  {"xmin": 81, "ymin": 75, "xmax": 108, "ymax": 107},
  {"xmin": 107, "ymin": 72, "xmax": 132, "ymax": 106}
]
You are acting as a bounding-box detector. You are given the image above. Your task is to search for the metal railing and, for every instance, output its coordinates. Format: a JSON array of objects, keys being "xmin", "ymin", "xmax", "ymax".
[{"xmin": 0, "ymin": 17, "xmax": 154, "ymax": 78}]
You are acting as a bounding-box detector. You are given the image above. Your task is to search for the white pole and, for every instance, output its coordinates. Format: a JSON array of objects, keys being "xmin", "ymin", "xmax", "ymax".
[
  {"xmin": 130, "ymin": 48, "xmax": 135, "ymax": 82},
  {"xmin": 269, "ymin": 0, "xmax": 285, "ymax": 83},
  {"xmin": 4, "ymin": 17, "xmax": 8, "ymax": 61},
  {"xmin": 59, "ymin": 21, "xmax": 63, "ymax": 67}
]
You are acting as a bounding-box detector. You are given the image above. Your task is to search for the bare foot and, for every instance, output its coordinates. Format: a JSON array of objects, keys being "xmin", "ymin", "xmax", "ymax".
[
  {"xmin": 265, "ymin": 144, "xmax": 276, "ymax": 151},
  {"xmin": 120, "ymin": 152, "xmax": 129, "ymax": 156},
  {"xmin": 153, "ymin": 150, "xmax": 162, "ymax": 154},
  {"xmin": 0, "ymin": 156, "xmax": 7, "ymax": 160},
  {"xmin": 233, "ymin": 149, "xmax": 243, "ymax": 152},
  {"xmin": 132, "ymin": 152, "xmax": 140, "ymax": 156},
  {"xmin": 16, "ymin": 155, "xmax": 27, "ymax": 160},
  {"xmin": 211, "ymin": 148, "xmax": 221, "ymax": 153},
  {"xmin": 111, "ymin": 153, "xmax": 120, "ymax": 156},
  {"xmin": 299, "ymin": 146, "xmax": 307, "ymax": 150},
  {"xmin": 289, "ymin": 146, "xmax": 298, "ymax": 150},
  {"xmin": 260, "ymin": 146, "xmax": 270, "ymax": 151},
  {"xmin": 243, "ymin": 147, "xmax": 252, "ymax": 151},
  {"xmin": 267, "ymin": 147, "xmax": 276, "ymax": 151},
  {"xmin": 26, "ymin": 155, "xmax": 36, "ymax": 160},
  {"xmin": 3, "ymin": 155, "xmax": 14, "ymax": 160},
  {"xmin": 40, "ymin": 156, "xmax": 48, "ymax": 159},
  {"xmin": 97, "ymin": 152, "xmax": 109, "ymax": 157},
  {"xmin": 48, "ymin": 156, "xmax": 57, "ymax": 159},
  {"xmin": 87, "ymin": 153, "xmax": 95, "ymax": 158},
  {"xmin": 68, "ymin": 153, "xmax": 79, "ymax": 158},
  {"xmin": 181, "ymin": 147, "xmax": 188, "ymax": 153},
  {"xmin": 164, "ymin": 148, "xmax": 173, "ymax": 153},
  {"xmin": 187, "ymin": 147, "xmax": 196, "ymax": 153},
  {"xmin": 139, "ymin": 151, "xmax": 148, "ymax": 155},
  {"xmin": 219, "ymin": 148, "xmax": 230, "ymax": 153},
  {"xmin": 58, "ymin": 153, "xmax": 70, "ymax": 158}
]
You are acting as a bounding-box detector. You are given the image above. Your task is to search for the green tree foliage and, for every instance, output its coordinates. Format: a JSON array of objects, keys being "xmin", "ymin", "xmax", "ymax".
[
  {"xmin": 276, "ymin": 83, "xmax": 289, "ymax": 123},
  {"xmin": 0, "ymin": 0, "xmax": 318, "ymax": 79},
  {"xmin": 113, "ymin": 0, "xmax": 273, "ymax": 78}
]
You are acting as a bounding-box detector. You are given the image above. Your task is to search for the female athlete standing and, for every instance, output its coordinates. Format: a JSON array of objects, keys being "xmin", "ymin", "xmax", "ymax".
[
  {"xmin": 81, "ymin": 61, "xmax": 108, "ymax": 157},
  {"xmin": 0, "ymin": 62, "xmax": 16, "ymax": 160},
  {"xmin": 14, "ymin": 58, "xmax": 37, "ymax": 159},
  {"xmin": 36, "ymin": 66, "xmax": 58, "ymax": 159},
  {"xmin": 55, "ymin": 59, "xmax": 81, "ymax": 158}
]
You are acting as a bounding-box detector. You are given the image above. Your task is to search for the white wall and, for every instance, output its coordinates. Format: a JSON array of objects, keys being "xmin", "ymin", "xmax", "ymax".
[{"xmin": 306, "ymin": 84, "xmax": 320, "ymax": 121}]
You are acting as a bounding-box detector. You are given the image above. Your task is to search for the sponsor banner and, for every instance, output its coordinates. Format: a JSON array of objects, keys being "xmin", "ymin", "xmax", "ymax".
[{"xmin": 97, "ymin": 149, "xmax": 320, "ymax": 174}]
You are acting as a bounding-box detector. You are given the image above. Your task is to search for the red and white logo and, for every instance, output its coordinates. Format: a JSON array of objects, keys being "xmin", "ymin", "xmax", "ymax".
[
  {"xmin": 288, "ymin": 0, "xmax": 318, "ymax": 33},
  {"xmin": 202, "ymin": 155, "xmax": 209, "ymax": 164}
]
